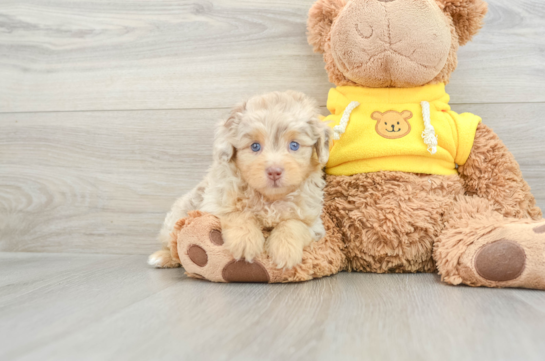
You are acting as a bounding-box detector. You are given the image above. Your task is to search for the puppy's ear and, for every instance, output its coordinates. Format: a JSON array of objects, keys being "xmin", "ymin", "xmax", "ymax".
[
  {"xmin": 307, "ymin": 0, "xmax": 346, "ymax": 53},
  {"xmin": 438, "ymin": 0, "xmax": 488, "ymax": 46},
  {"xmin": 214, "ymin": 101, "xmax": 246, "ymax": 164},
  {"xmin": 309, "ymin": 117, "xmax": 332, "ymax": 165}
]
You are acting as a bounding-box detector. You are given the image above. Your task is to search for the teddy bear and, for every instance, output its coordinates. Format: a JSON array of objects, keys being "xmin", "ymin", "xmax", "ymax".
[{"xmin": 170, "ymin": 0, "xmax": 545, "ymax": 289}]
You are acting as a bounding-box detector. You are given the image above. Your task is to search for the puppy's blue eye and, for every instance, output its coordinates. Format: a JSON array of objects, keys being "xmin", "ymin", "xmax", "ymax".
[
  {"xmin": 251, "ymin": 143, "xmax": 261, "ymax": 152},
  {"xmin": 289, "ymin": 141, "xmax": 300, "ymax": 151}
]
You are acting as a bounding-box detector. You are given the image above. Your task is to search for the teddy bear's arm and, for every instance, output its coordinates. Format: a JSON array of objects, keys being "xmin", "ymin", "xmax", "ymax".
[{"xmin": 458, "ymin": 123, "xmax": 542, "ymax": 220}]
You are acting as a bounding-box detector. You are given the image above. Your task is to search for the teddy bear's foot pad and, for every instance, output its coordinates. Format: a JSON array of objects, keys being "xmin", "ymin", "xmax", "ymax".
[
  {"xmin": 474, "ymin": 239, "xmax": 526, "ymax": 282},
  {"xmin": 458, "ymin": 221, "xmax": 545, "ymax": 289},
  {"xmin": 222, "ymin": 260, "xmax": 271, "ymax": 283},
  {"xmin": 171, "ymin": 211, "xmax": 274, "ymax": 283},
  {"xmin": 187, "ymin": 245, "xmax": 208, "ymax": 267}
]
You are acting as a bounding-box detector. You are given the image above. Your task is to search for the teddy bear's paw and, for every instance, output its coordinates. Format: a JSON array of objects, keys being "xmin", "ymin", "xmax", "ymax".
[
  {"xmin": 459, "ymin": 220, "xmax": 545, "ymax": 289},
  {"xmin": 172, "ymin": 211, "xmax": 273, "ymax": 283}
]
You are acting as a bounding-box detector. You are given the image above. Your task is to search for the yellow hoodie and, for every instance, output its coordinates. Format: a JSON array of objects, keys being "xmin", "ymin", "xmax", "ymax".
[{"xmin": 324, "ymin": 83, "xmax": 482, "ymax": 176}]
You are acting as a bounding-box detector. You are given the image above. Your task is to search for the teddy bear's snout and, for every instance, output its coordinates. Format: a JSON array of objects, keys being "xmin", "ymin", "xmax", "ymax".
[{"xmin": 330, "ymin": 0, "xmax": 453, "ymax": 87}]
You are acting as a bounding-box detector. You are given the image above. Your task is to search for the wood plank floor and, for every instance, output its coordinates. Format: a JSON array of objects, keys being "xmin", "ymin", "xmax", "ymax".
[{"xmin": 1, "ymin": 252, "xmax": 544, "ymax": 361}]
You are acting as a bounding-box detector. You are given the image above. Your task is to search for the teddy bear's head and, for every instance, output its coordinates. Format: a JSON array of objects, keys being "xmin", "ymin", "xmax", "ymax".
[{"xmin": 307, "ymin": 0, "xmax": 487, "ymax": 88}]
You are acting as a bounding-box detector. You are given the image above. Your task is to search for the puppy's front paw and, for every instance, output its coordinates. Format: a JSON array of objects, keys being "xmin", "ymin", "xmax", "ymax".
[
  {"xmin": 267, "ymin": 220, "xmax": 312, "ymax": 269},
  {"xmin": 223, "ymin": 225, "xmax": 265, "ymax": 263},
  {"xmin": 267, "ymin": 233, "xmax": 304, "ymax": 270}
]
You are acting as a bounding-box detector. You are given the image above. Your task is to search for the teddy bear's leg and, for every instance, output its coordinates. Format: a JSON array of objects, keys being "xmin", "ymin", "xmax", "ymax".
[
  {"xmin": 434, "ymin": 195, "xmax": 545, "ymax": 289},
  {"xmin": 170, "ymin": 211, "xmax": 345, "ymax": 283},
  {"xmin": 459, "ymin": 123, "xmax": 542, "ymax": 220}
]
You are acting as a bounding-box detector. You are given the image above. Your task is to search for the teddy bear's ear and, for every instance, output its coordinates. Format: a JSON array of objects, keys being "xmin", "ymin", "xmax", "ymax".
[
  {"xmin": 371, "ymin": 112, "xmax": 383, "ymax": 121},
  {"xmin": 400, "ymin": 110, "xmax": 413, "ymax": 120},
  {"xmin": 307, "ymin": 0, "xmax": 347, "ymax": 53},
  {"xmin": 438, "ymin": 0, "xmax": 488, "ymax": 46}
]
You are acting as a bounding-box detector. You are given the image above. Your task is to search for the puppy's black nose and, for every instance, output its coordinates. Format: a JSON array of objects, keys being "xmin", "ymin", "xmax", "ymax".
[{"xmin": 266, "ymin": 167, "xmax": 284, "ymax": 181}]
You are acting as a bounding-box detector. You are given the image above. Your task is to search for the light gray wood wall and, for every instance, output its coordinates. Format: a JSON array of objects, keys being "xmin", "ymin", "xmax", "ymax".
[{"xmin": 1, "ymin": 0, "xmax": 544, "ymax": 255}]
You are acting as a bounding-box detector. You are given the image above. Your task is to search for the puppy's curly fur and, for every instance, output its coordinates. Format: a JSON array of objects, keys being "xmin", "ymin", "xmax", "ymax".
[{"xmin": 149, "ymin": 91, "xmax": 331, "ymax": 269}]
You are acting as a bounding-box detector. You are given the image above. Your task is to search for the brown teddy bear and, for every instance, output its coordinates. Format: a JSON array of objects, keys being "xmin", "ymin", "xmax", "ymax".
[{"xmin": 170, "ymin": 0, "xmax": 545, "ymax": 289}]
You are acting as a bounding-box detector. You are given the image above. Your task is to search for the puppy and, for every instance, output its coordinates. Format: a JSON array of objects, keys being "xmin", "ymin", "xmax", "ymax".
[{"xmin": 148, "ymin": 91, "xmax": 331, "ymax": 269}]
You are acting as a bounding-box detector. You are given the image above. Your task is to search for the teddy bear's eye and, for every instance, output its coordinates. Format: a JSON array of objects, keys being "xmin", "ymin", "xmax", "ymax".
[
  {"xmin": 397, "ymin": 122, "xmax": 400, "ymax": 125},
  {"xmin": 384, "ymin": 122, "xmax": 387, "ymax": 125}
]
